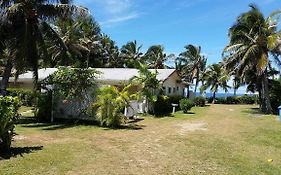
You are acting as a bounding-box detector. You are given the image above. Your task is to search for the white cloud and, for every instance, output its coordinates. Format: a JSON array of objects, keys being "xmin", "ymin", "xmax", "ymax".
[
  {"xmin": 101, "ymin": 13, "xmax": 140, "ymax": 26},
  {"xmin": 82, "ymin": 0, "xmax": 140, "ymax": 26}
]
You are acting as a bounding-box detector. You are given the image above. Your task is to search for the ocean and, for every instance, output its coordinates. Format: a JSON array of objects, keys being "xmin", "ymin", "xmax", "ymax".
[{"xmin": 195, "ymin": 92, "xmax": 255, "ymax": 98}]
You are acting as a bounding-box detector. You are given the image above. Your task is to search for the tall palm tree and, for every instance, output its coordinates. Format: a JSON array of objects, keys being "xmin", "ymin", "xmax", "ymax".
[
  {"xmin": 120, "ymin": 40, "xmax": 143, "ymax": 68},
  {"xmin": 202, "ymin": 63, "xmax": 230, "ymax": 103},
  {"xmin": 223, "ymin": 4, "xmax": 281, "ymax": 113},
  {"xmin": 144, "ymin": 45, "xmax": 170, "ymax": 69},
  {"xmin": 0, "ymin": 0, "xmax": 85, "ymax": 94},
  {"xmin": 176, "ymin": 44, "xmax": 207, "ymax": 95},
  {"xmin": 100, "ymin": 35, "xmax": 122, "ymax": 68},
  {"xmin": 50, "ymin": 15, "xmax": 101, "ymax": 68}
]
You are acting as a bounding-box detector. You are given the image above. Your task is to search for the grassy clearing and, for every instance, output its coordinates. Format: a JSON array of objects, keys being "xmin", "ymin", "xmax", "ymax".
[{"xmin": 1, "ymin": 105, "xmax": 281, "ymax": 174}]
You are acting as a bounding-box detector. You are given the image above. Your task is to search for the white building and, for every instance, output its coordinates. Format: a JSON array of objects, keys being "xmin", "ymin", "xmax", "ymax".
[{"xmin": 9, "ymin": 68, "xmax": 191, "ymax": 118}]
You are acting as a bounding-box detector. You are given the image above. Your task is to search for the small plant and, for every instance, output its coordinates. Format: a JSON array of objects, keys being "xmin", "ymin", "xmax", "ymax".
[
  {"xmin": 193, "ymin": 96, "xmax": 206, "ymax": 107},
  {"xmin": 179, "ymin": 98, "xmax": 193, "ymax": 113},
  {"xmin": 0, "ymin": 96, "xmax": 21, "ymax": 156},
  {"xmin": 35, "ymin": 91, "xmax": 53, "ymax": 122},
  {"xmin": 93, "ymin": 86, "xmax": 130, "ymax": 128},
  {"xmin": 7, "ymin": 88, "xmax": 37, "ymax": 106}
]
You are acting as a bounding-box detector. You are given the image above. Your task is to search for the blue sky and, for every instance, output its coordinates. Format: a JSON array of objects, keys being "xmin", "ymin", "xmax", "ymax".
[{"xmin": 75, "ymin": 0, "xmax": 280, "ymax": 94}]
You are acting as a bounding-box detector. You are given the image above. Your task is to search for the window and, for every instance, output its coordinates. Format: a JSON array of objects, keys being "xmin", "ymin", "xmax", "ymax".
[
  {"xmin": 173, "ymin": 87, "xmax": 176, "ymax": 93},
  {"xmin": 168, "ymin": 87, "xmax": 171, "ymax": 94},
  {"xmin": 176, "ymin": 87, "xmax": 179, "ymax": 91}
]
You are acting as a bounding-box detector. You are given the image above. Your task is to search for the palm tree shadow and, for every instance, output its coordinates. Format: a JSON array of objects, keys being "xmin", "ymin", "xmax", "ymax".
[
  {"xmin": 242, "ymin": 107, "xmax": 263, "ymax": 115},
  {"xmin": 0, "ymin": 146, "xmax": 43, "ymax": 160}
]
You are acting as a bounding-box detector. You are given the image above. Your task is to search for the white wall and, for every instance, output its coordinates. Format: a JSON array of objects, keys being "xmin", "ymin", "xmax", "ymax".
[{"xmin": 162, "ymin": 72, "xmax": 186, "ymax": 96}]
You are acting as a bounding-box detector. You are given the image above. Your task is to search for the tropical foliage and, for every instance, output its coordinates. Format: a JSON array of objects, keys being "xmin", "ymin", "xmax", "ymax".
[
  {"xmin": 223, "ymin": 4, "xmax": 281, "ymax": 113},
  {"xmin": 179, "ymin": 98, "xmax": 193, "ymax": 113},
  {"xmin": 44, "ymin": 67, "xmax": 98, "ymax": 100},
  {"xmin": 202, "ymin": 63, "xmax": 230, "ymax": 103},
  {"xmin": 93, "ymin": 85, "xmax": 131, "ymax": 128},
  {"xmin": 0, "ymin": 0, "xmax": 86, "ymax": 93},
  {"xmin": 176, "ymin": 44, "xmax": 207, "ymax": 95},
  {"xmin": 0, "ymin": 96, "xmax": 21, "ymax": 155},
  {"xmin": 130, "ymin": 62, "xmax": 161, "ymax": 112}
]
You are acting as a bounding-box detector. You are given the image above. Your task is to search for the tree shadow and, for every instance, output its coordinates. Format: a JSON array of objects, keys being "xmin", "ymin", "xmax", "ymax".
[
  {"xmin": 242, "ymin": 107, "xmax": 263, "ymax": 115},
  {"xmin": 0, "ymin": 146, "xmax": 43, "ymax": 160},
  {"xmin": 154, "ymin": 113, "xmax": 174, "ymax": 118}
]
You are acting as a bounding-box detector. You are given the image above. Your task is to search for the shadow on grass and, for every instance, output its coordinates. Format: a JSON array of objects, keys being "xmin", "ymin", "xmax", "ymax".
[
  {"xmin": 21, "ymin": 118, "xmax": 146, "ymax": 131},
  {"xmin": 0, "ymin": 146, "xmax": 43, "ymax": 160},
  {"xmin": 242, "ymin": 107, "xmax": 263, "ymax": 115},
  {"xmin": 154, "ymin": 113, "xmax": 175, "ymax": 118}
]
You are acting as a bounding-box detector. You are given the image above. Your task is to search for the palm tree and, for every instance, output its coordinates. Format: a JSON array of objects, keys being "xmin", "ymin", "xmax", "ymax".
[
  {"xmin": 144, "ymin": 45, "xmax": 171, "ymax": 69},
  {"xmin": 120, "ymin": 40, "xmax": 143, "ymax": 68},
  {"xmin": 176, "ymin": 44, "xmax": 207, "ymax": 95},
  {"xmin": 0, "ymin": 0, "xmax": 86, "ymax": 94},
  {"xmin": 94, "ymin": 85, "xmax": 131, "ymax": 127},
  {"xmin": 223, "ymin": 4, "xmax": 281, "ymax": 114},
  {"xmin": 100, "ymin": 35, "xmax": 122, "ymax": 68},
  {"xmin": 202, "ymin": 63, "xmax": 230, "ymax": 103},
  {"xmin": 130, "ymin": 62, "xmax": 160, "ymax": 113},
  {"xmin": 50, "ymin": 15, "xmax": 101, "ymax": 68}
]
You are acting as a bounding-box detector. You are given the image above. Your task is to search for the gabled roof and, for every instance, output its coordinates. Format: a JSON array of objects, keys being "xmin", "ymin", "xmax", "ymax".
[{"xmin": 13, "ymin": 68, "xmax": 177, "ymax": 82}]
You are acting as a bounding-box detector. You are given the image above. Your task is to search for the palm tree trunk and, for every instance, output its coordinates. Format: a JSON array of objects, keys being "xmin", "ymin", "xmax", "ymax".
[
  {"xmin": 194, "ymin": 78, "xmax": 199, "ymax": 96},
  {"xmin": 212, "ymin": 91, "xmax": 216, "ymax": 104},
  {"xmin": 0, "ymin": 58, "xmax": 12, "ymax": 95},
  {"xmin": 234, "ymin": 88, "xmax": 237, "ymax": 96},
  {"xmin": 260, "ymin": 71, "xmax": 272, "ymax": 114}
]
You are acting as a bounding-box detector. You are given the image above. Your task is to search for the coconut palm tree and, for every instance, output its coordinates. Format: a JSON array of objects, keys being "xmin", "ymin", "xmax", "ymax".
[
  {"xmin": 50, "ymin": 15, "xmax": 101, "ymax": 68},
  {"xmin": 176, "ymin": 44, "xmax": 207, "ymax": 95},
  {"xmin": 223, "ymin": 4, "xmax": 281, "ymax": 113},
  {"xmin": 120, "ymin": 40, "xmax": 143, "ymax": 68},
  {"xmin": 144, "ymin": 45, "xmax": 171, "ymax": 69},
  {"xmin": 0, "ymin": 0, "xmax": 86, "ymax": 94},
  {"xmin": 202, "ymin": 63, "xmax": 230, "ymax": 103}
]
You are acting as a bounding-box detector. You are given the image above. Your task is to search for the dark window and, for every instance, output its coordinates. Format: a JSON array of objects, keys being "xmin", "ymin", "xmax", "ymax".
[
  {"xmin": 173, "ymin": 87, "xmax": 176, "ymax": 93},
  {"xmin": 168, "ymin": 87, "xmax": 171, "ymax": 94},
  {"xmin": 176, "ymin": 87, "xmax": 179, "ymax": 91}
]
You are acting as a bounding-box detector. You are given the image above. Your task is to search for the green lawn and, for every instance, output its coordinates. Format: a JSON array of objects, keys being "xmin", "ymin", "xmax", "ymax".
[{"xmin": 1, "ymin": 105, "xmax": 281, "ymax": 175}]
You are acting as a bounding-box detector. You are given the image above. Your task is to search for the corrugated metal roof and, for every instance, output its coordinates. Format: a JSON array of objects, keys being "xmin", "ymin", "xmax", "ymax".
[{"xmin": 14, "ymin": 68, "xmax": 176, "ymax": 82}]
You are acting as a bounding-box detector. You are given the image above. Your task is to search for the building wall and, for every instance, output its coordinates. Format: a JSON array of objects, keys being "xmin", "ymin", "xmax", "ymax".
[{"xmin": 162, "ymin": 72, "xmax": 186, "ymax": 96}]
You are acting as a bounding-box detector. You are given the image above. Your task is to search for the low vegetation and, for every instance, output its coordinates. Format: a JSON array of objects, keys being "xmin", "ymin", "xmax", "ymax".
[
  {"xmin": 180, "ymin": 98, "xmax": 193, "ymax": 113},
  {"xmin": 1, "ymin": 105, "xmax": 280, "ymax": 174},
  {"xmin": 0, "ymin": 96, "xmax": 21, "ymax": 156}
]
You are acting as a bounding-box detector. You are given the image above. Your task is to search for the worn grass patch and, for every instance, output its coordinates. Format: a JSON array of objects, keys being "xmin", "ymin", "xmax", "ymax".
[{"xmin": 1, "ymin": 104, "xmax": 280, "ymax": 174}]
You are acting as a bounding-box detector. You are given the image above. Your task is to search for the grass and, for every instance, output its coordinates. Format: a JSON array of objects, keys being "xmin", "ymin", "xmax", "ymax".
[{"xmin": 1, "ymin": 104, "xmax": 281, "ymax": 174}]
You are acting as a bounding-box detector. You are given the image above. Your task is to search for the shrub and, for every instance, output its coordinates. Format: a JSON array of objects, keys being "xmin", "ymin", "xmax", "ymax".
[
  {"xmin": 154, "ymin": 95, "xmax": 172, "ymax": 114},
  {"xmin": 35, "ymin": 91, "xmax": 53, "ymax": 122},
  {"xmin": 0, "ymin": 96, "xmax": 21, "ymax": 156},
  {"xmin": 226, "ymin": 96, "xmax": 240, "ymax": 104},
  {"xmin": 238, "ymin": 96, "xmax": 256, "ymax": 104},
  {"xmin": 179, "ymin": 98, "xmax": 193, "ymax": 113},
  {"xmin": 193, "ymin": 96, "xmax": 206, "ymax": 107},
  {"xmin": 170, "ymin": 95, "xmax": 184, "ymax": 104},
  {"xmin": 215, "ymin": 98, "xmax": 226, "ymax": 104},
  {"xmin": 94, "ymin": 86, "xmax": 129, "ymax": 128},
  {"xmin": 7, "ymin": 88, "xmax": 37, "ymax": 106}
]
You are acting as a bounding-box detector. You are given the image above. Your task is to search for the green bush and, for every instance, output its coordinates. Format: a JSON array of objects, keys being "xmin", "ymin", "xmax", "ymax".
[
  {"xmin": 179, "ymin": 98, "xmax": 193, "ymax": 113},
  {"xmin": 214, "ymin": 98, "xmax": 226, "ymax": 104},
  {"xmin": 0, "ymin": 96, "xmax": 21, "ymax": 156},
  {"xmin": 225, "ymin": 96, "xmax": 240, "ymax": 104},
  {"xmin": 7, "ymin": 88, "xmax": 37, "ymax": 106},
  {"xmin": 238, "ymin": 96, "xmax": 256, "ymax": 104},
  {"xmin": 35, "ymin": 91, "xmax": 53, "ymax": 122},
  {"xmin": 193, "ymin": 96, "xmax": 206, "ymax": 107},
  {"xmin": 154, "ymin": 95, "xmax": 172, "ymax": 114},
  {"xmin": 170, "ymin": 95, "xmax": 184, "ymax": 104}
]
